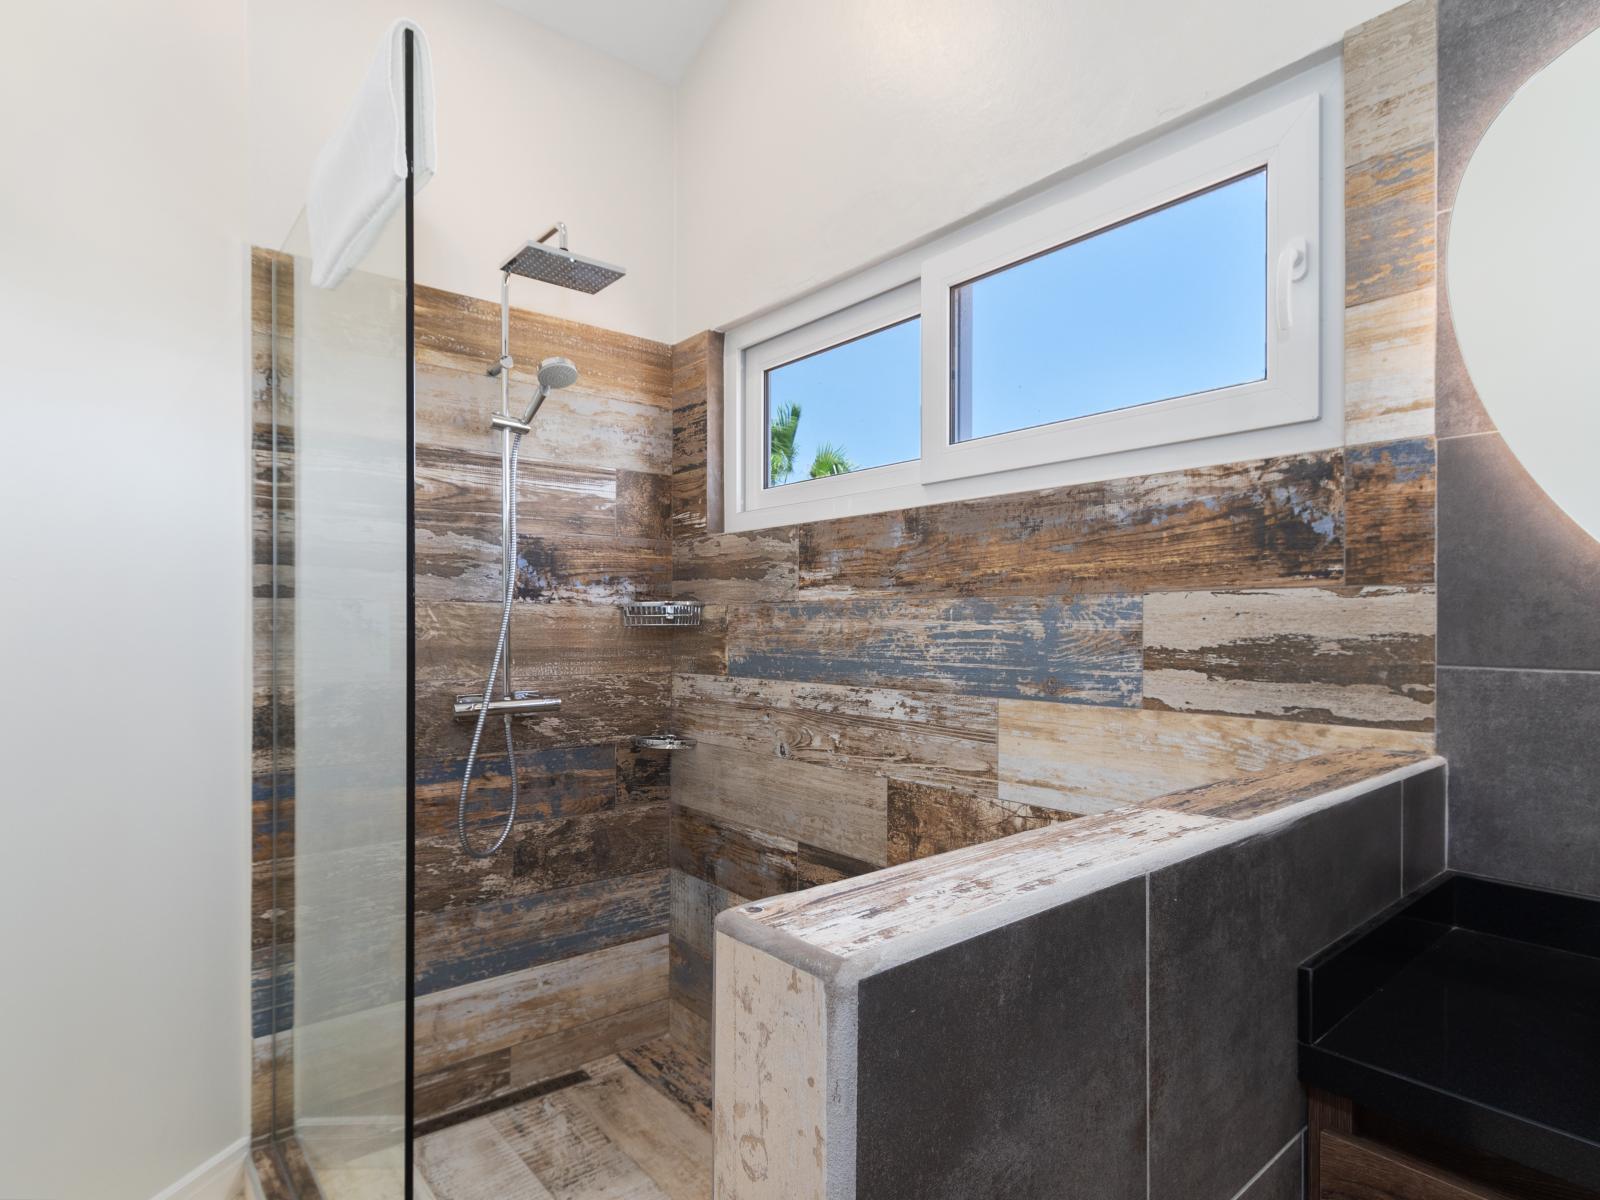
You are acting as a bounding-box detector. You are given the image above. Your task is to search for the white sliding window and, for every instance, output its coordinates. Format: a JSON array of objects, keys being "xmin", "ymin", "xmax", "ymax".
[{"xmin": 725, "ymin": 65, "xmax": 1334, "ymax": 532}]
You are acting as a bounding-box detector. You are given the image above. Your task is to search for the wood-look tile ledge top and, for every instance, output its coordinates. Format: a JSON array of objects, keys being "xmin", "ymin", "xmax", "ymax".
[
  {"xmin": 723, "ymin": 748, "xmax": 1443, "ymax": 967},
  {"xmin": 1137, "ymin": 747, "xmax": 1432, "ymax": 821}
]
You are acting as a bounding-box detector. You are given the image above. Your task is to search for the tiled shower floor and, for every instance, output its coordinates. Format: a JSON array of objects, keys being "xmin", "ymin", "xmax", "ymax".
[{"xmin": 416, "ymin": 1038, "xmax": 712, "ymax": 1200}]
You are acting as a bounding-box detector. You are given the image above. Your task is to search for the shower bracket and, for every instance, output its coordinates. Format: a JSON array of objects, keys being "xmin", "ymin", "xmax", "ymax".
[{"xmin": 490, "ymin": 412, "xmax": 532, "ymax": 435}]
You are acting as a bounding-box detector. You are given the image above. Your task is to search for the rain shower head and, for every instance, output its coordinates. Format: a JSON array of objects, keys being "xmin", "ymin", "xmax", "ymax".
[{"xmin": 501, "ymin": 222, "xmax": 626, "ymax": 294}]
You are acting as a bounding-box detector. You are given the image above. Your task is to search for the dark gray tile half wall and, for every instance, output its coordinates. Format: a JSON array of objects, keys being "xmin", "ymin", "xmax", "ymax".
[
  {"xmin": 1439, "ymin": 667, "xmax": 1600, "ymax": 897},
  {"xmin": 1403, "ymin": 765, "xmax": 1446, "ymax": 893},
  {"xmin": 1147, "ymin": 785, "xmax": 1404, "ymax": 1200},
  {"xmin": 1437, "ymin": 434, "xmax": 1600, "ymax": 672},
  {"xmin": 855, "ymin": 877, "xmax": 1147, "ymax": 1200},
  {"xmin": 1239, "ymin": 1137, "xmax": 1303, "ymax": 1200}
]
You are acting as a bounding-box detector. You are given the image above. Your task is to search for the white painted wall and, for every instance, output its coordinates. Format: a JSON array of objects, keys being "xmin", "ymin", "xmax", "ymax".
[
  {"xmin": 249, "ymin": 0, "xmax": 677, "ymax": 343},
  {"xmin": 0, "ymin": 1, "xmax": 251, "ymax": 1197},
  {"xmin": 673, "ymin": 0, "xmax": 1404, "ymax": 339}
]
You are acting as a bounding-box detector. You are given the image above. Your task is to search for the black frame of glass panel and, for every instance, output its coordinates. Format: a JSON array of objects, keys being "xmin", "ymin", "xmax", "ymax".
[{"xmin": 404, "ymin": 25, "xmax": 418, "ymax": 1200}]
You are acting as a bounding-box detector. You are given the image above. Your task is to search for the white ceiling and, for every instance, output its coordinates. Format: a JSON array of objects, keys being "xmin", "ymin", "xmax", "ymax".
[{"xmin": 489, "ymin": 0, "xmax": 730, "ymax": 83}]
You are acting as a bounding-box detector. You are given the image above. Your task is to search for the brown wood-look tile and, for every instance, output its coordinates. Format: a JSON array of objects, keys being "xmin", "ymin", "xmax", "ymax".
[
  {"xmin": 886, "ymin": 778, "xmax": 1075, "ymax": 865},
  {"xmin": 671, "ymin": 529, "xmax": 798, "ymax": 604},
  {"xmin": 670, "ymin": 806, "xmax": 799, "ymax": 900},
  {"xmin": 617, "ymin": 469, "xmax": 673, "ymax": 542},
  {"xmin": 417, "ymin": 600, "xmax": 675, "ymax": 680},
  {"xmin": 669, "ymin": 870, "xmax": 747, "ymax": 1030},
  {"xmin": 414, "ymin": 744, "xmax": 621, "ymax": 842},
  {"xmin": 416, "ymin": 1117, "xmax": 555, "ymax": 1199},
  {"xmin": 415, "ymin": 362, "xmax": 670, "ymax": 477},
  {"xmin": 413, "ymin": 1069, "xmax": 592, "ymax": 1139},
  {"xmin": 617, "ymin": 743, "xmax": 671, "ymax": 807},
  {"xmin": 1344, "ymin": 287, "xmax": 1436, "ymax": 446},
  {"xmin": 1138, "ymin": 747, "xmax": 1427, "ymax": 820},
  {"xmin": 669, "ymin": 1003, "xmax": 711, "ymax": 1064},
  {"xmin": 671, "ymin": 331, "xmax": 723, "ymax": 537},
  {"xmin": 510, "ymin": 804, "xmax": 667, "ymax": 891},
  {"xmin": 1142, "ymin": 586, "xmax": 1436, "ymax": 730},
  {"xmin": 997, "ymin": 700, "xmax": 1431, "ymax": 815},
  {"xmin": 279, "ymin": 1135, "xmax": 326, "ymax": 1199},
  {"xmin": 414, "ymin": 803, "xmax": 666, "ymax": 913},
  {"xmin": 251, "ymin": 1145, "xmax": 295, "ymax": 1200},
  {"xmin": 507, "ymin": 1000, "xmax": 671, "ymax": 1093},
  {"xmin": 415, "ymin": 445, "xmax": 616, "ymax": 538},
  {"xmin": 672, "ymin": 672, "xmax": 998, "ymax": 795},
  {"xmin": 415, "ymin": 672, "xmax": 672, "ymax": 761},
  {"xmin": 670, "ymin": 742, "xmax": 888, "ymax": 866},
  {"xmin": 796, "ymin": 451, "xmax": 1343, "ymax": 599},
  {"xmin": 725, "ymin": 594, "xmax": 1143, "ymax": 705},
  {"xmin": 413, "ymin": 870, "xmax": 669, "ymax": 995},
  {"xmin": 514, "ymin": 537, "xmax": 671, "ymax": 607},
  {"xmin": 250, "ymin": 247, "xmax": 294, "ymax": 336},
  {"xmin": 251, "ymin": 1028, "xmax": 294, "ymax": 1141},
  {"xmin": 1347, "ymin": 143, "xmax": 1437, "ymax": 308},
  {"xmin": 670, "ymin": 610, "xmax": 728, "ymax": 677},
  {"xmin": 490, "ymin": 1088, "xmax": 672, "ymax": 1198},
  {"xmin": 414, "ymin": 935, "xmax": 668, "ymax": 1079},
  {"xmin": 1345, "ymin": 437, "xmax": 1436, "ymax": 586},
  {"xmin": 797, "ymin": 843, "xmax": 880, "ymax": 889},
  {"xmin": 414, "ymin": 283, "xmax": 671, "ymax": 410},
  {"xmin": 615, "ymin": 1039, "xmax": 714, "ymax": 1131},
  {"xmin": 563, "ymin": 1056, "xmax": 712, "ymax": 1199},
  {"xmin": 1344, "ymin": 0, "xmax": 1437, "ymax": 166}
]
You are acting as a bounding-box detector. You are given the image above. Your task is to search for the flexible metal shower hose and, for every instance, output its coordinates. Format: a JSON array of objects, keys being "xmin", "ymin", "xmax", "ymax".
[{"xmin": 456, "ymin": 431, "xmax": 523, "ymax": 859}]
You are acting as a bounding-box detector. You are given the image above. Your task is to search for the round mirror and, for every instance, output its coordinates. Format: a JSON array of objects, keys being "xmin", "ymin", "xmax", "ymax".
[{"xmin": 1449, "ymin": 25, "xmax": 1600, "ymax": 540}]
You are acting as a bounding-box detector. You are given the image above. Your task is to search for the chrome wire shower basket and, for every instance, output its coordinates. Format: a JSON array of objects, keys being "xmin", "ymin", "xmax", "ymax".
[{"xmin": 621, "ymin": 600, "xmax": 703, "ymax": 628}]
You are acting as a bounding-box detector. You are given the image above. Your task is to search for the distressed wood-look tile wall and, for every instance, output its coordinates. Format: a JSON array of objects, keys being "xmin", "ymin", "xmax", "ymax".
[
  {"xmin": 663, "ymin": 0, "xmax": 1440, "ymax": 1058},
  {"xmin": 250, "ymin": 247, "xmax": 295, "ymax": 1139},
  {"xmin": 410, "ymin": 284, "xmax": 678, "ymax": 1124}
]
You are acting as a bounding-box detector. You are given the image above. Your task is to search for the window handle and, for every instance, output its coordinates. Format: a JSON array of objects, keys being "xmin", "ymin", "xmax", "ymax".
[{"xmin": 1276, "ymin": 237, "xmax": 1310, "ymax": 335}]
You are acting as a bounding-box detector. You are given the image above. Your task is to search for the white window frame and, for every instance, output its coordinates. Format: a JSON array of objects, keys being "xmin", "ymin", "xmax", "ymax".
[
  {"xmin": 740, "ymin": 284, "xmax": 921, "ymax": 518},
  {"xmin": 723, "ymin": 62, "xmax": 1339, "ymax": 533}
]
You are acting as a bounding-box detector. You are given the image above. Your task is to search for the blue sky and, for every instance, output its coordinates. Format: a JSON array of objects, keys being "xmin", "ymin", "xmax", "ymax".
[{"xmin": 764, "ymin": 169, "xmax": 1267, "ymax": 487}]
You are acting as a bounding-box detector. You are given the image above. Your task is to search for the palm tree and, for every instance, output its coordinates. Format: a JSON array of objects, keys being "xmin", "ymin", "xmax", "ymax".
[
  {"xmin": 770, "ymin": 402, "xmax": 800, "ymax": 483},
  {"xmin": 808, "ymin": 442, "xmax": 856, "ymax": 477}
]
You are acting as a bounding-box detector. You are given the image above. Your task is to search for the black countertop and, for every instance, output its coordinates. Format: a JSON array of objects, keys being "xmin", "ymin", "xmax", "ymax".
[{"xmin": 1299, "ymin": 873, "xmax": 1600, "ymax": 1189}]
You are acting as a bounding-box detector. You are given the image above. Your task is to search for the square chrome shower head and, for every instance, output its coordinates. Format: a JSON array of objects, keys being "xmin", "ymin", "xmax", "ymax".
[{"xmin": 501, "ymin": 240, "xmax": 626, "ymax": 294}]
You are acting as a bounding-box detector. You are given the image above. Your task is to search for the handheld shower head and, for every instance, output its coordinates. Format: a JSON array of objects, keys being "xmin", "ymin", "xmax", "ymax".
[
  {"xmin": 536, "ymin": 357, "xmax": 579, "ymax": 392},
  {"xmin": 520, "ymin": 357, "xmax": 578, "ymax": 424}
]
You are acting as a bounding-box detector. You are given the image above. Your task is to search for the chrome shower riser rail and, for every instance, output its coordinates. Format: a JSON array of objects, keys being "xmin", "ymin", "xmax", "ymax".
[{"xmin": 457, "ymin": 234, "xmax": 610, "ymax": 860}]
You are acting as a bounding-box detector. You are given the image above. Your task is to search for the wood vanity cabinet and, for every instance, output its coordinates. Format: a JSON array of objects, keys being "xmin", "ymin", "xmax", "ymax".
[
  {"xmin": 1317, "ymin": 1129, "xmax": 1512, "ymax": 1200},
  {"xmin": 1308, "ymin": 1089, "xmax": 1600, "ymax": 1200}
]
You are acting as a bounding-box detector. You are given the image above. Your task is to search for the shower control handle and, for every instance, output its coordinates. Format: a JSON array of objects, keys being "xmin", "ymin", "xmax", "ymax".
[{"xmin": 452, "ymin": 691, "xmax": 563, "ymax": 720}]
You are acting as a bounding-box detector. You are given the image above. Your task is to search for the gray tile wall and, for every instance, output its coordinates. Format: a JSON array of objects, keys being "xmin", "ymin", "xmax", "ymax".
[
  {"xmin": 1238, "ymin": 1138, "xmax": 1304, "ymax": 1200},
  {"xmin": 1146, "ymin": 785, "xmax": 1405, "ymax": 1200},
  {"xmin": 1435, "ymin": 0, "xmax": 1600, "ymax": 899},
  {"xmin": 854, "ymin": 877, "xmax": 1148, "ymax": 1200}
]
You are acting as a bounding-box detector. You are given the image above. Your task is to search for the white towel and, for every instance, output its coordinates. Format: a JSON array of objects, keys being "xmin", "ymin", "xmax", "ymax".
[{"xmin": 307, "ymin": 19, "xmax": 436, "ymax": 289}]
